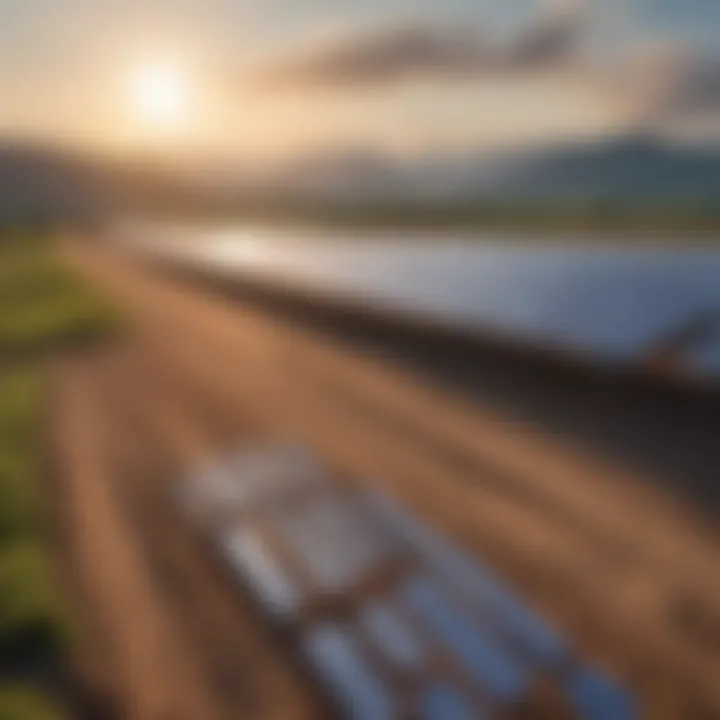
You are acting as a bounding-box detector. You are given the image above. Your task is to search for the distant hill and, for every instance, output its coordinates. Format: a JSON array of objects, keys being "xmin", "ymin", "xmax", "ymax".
[
  {"xmin": 0, "ymin": 135, "xmax": 717, "ymax": 232},
  {"xmin": 0, "ymin": 143, "xmax": 111, "ymax": 226},
  {"xmin": 0, "ymin": 142, "xmax": 208, "ymax": 229},
  {"xmin": 264, "ymin": 135, "xmax": 720, "ymax": 205},
  {"xmin": 490, "ymin": 136, "xmax": 720, "ymax": 202}
]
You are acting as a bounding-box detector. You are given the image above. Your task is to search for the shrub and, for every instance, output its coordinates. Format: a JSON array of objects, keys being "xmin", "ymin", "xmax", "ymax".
[
  {"xmin": 0, "ymin": 685, "xmax": 66, "ymax": 720},
  {"xmin": 0, "ymin": 543, "xmax": 69, "ymax": 667}
]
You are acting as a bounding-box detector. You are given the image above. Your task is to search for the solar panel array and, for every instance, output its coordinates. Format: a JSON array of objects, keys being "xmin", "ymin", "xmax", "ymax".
[
  {"xmin": 121, "ymin": 224, "xmax": 720, "ymax": 378},
  {"xmin": 182, "ymin": 444, "xmax": 636, "ymax": 720}
]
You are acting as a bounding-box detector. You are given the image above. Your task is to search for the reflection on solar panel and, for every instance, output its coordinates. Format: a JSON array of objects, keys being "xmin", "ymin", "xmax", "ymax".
[
  {"xmin": 182, "ymin": 443, "xmax": 636, "ymax": 719},
  {"xmin": 130, "ymin": 225, "xmax": 720, "ymax": 378}
]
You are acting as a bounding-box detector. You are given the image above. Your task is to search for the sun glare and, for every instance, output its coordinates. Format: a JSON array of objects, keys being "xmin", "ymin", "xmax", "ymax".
[{"xmin": 128, "ymin": 59, "xmax": 190, "ymax": 131}]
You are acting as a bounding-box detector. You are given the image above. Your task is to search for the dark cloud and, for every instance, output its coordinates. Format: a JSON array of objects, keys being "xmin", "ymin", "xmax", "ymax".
[
  {"xmin": 665, "ymin": 59, "xmax": 720, "ymax": 115},
  {"xmin": 253, "ymin": 24, "xmax": 488, "ymax": 89},
  {"xmin": 249, "ymin": 0, "xmax": 719, "ymax": 139},
  {"xmin": 509, "ymin": 2, "xmax": 585, "ymax": 68},
  {"xmin": 252, "ymin": 3, "xmax": 587, "ymax": 90}
]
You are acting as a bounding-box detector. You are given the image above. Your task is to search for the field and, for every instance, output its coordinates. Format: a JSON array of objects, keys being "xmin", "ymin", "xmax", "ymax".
[{"xmin": 43, "ymin": 238, "xmax": 720, "ymax": 719}]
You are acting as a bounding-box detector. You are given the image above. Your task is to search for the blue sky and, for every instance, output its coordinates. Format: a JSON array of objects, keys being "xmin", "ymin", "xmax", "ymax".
[
  {"xmin": 0, "ymin": 0, "xmax": 717, "ymax": 158},
  {"xmin": 628, "ymin": 0, "xmax": 720, "ymax": 50},
  {"xmin": 227, "ymin": 0, "xmax": 720, "ymax": 52},
  {"xmin": 1, "ymin": 0, "xmax": 717, "ymax": 74}
]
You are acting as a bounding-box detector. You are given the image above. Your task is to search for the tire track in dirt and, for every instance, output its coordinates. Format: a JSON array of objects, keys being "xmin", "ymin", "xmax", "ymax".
[
  {"xmin": 48, "ymin": 361, "xmax": 124, "ymax": 719},
  {"xmin": 92, "ymin": 352, "xmax": 259, "ymax": 720},
  {"xmin": 51, "ymin": 356, "xmax": 227, "ymax": 720},
  {"xmin": 93, "ymin": 346, "xmax": 325, "ymax": 720}
]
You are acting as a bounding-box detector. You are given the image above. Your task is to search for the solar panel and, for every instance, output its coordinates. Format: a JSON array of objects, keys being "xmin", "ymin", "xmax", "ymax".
[
  {"xmin": 401, "ymin": 577, "xmax": 528, "ymax": 702},
  {"xmin": 271, "ymin": 496, "xmax": 392, "ymax": 595},
  {"xmin": 359, "ymin": 600, "xmax": 426, "ymax": 671},
  {"xmin": 304, "ymin": 624, "xmax": 397, "ymax": 720},
  {"xmin": 565, "ymin": 668, "xmax": 636, "ymax": 720},
  {"xmin": 220, "ymin": 528, "xmax": 301, "ymax": 618},
  {"xmin": 366, "ymin": 490, "xmax": 567, "ymax": 666},
  {"xmin": 182, "ymin": 444, "xmax": 637, "ymax": 719},
  {"xmin": 148, "ymin": 227, "xmax": 720, "ymax": 378},
  {"xmin": 420, "ymin": 683, "xmax": 483, "ymax": 720}
]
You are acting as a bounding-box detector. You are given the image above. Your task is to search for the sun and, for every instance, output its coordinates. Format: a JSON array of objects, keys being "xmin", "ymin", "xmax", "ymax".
[{"xmin": 127, "ymin": 59, "xmax": 191, "ymax": 131}]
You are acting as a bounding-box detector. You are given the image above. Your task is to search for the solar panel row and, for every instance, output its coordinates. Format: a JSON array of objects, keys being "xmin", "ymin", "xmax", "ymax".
[
  {"xmin": 130, "ymin": 225, "xmax": 720, "ymax": 378},
  {"xmin": 181, "ymin": 444, "xmax": 636, "ymax": 719}
]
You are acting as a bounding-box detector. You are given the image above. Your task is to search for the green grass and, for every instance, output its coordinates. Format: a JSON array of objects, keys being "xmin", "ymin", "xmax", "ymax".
[
  {"xmin": 0, "ymin": 237, "xmax": 114, "ymax": 716},
  {"xmin": 0, "ymin": 370, "xmax": 70, "ymax": 672},
  {"xmin": 0, "ymin": 686, "xmax": 66, "ymax": 720},
  {"xmin": 0, "ymin": 242, "xmax": 117, "ymax": 358},
  {"xmin": 0, "ymin": 454, "xmax": 40, "ymax": 544},
  {"xmin": 0, "ymin": 543, "xmax": 70, "ymax": 665},
  {"xmin": 0, "ymin": 371, "xmax": 43, "ymax": 547}
]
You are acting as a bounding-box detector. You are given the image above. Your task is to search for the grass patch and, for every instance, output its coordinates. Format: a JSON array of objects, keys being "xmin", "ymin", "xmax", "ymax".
[
  {"xmin": 0, "ymin": 372, "xmax": 42, "ymax": 455},
  {"xmin": 0, "ymin": 242, "xmax": 118, "ymax": 358},
  {"xmin": 0, "ymin": 543, "xmax": 69, "ymax": 666},
  {"xmin": 0, "ymin": 462, "xmax": 40, "ymax": 544},
  {"xmin": 0, "ymin": 236, "xmax": 115, "ymax": 713},
  {"xmin": 0, "ymin": 370, "xmax": 43, "ymax": 545},
  {"xmin": 0, "ymin": 685, "xmax": 66, "ymax": 720},
  {"xmin": 0, "ymin": 369, "xmax": 70, "ymax": 678}
]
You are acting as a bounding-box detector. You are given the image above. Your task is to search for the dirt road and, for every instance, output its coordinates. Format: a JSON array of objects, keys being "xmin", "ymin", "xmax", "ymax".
[{"xmin": 53, "ymin": 241, "xmax": 720, "ymax": 719}]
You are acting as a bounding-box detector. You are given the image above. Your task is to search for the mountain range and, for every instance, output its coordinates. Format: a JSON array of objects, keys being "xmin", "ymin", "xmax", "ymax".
[
  {"xmin": 262, "ymin": 135, "xmax": 720, "ymax": 205},
  {"xmin": 0, "ymin": 134, "xmax": 718, "ymax": 228}
]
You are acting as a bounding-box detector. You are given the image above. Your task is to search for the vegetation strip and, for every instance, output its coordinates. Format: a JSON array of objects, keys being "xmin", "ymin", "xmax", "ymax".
[{"xmin": 0, "ymin": 237, "xmax": 115, "ymax": 719}]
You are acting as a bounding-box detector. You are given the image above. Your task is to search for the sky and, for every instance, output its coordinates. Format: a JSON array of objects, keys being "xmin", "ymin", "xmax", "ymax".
[{"xmin": 0, "ymin": 0, "xmax": 718, "ymax": 162}]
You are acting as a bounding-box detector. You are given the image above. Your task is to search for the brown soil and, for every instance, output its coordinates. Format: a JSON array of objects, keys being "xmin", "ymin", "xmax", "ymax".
[{"xmin": 51, "ymin": 240, "xmax": 720, "ymax": 719}]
